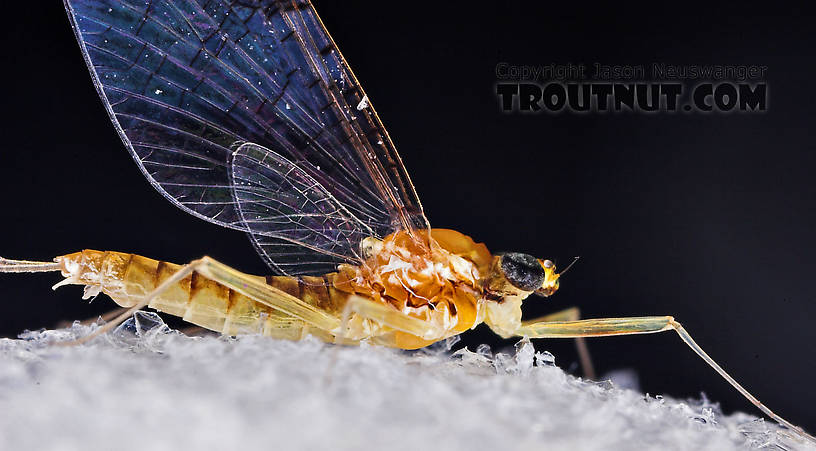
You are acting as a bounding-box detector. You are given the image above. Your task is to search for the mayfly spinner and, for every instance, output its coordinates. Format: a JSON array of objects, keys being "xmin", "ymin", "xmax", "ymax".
[{"xmin": 0, "ymin": 0, "xmax": 812, "ymax": 442}]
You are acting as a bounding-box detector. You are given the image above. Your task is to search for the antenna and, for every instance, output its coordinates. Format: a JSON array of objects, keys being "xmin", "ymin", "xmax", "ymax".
[{"xmin": 557, "ymin": 256, "xmax": 580, "ymax": 276}]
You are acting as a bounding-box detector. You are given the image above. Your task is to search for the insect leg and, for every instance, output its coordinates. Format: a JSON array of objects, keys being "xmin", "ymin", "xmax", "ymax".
[
  {"xmin": 57, "ymin": 307, "xmax": 130, "ymax": 330},
  {"xmin": 61, "ymin": 257, "xmax": 341, "ymax": 346},
  {"xmin": 59, "ymin": 258, "xmax": 206, "ymax": 346},
  {"xmin": 341, "ymin": 295, "xmax": 443, "ymax": 340},
  {"xmin": 515, "ymin": 316, "xmax": 815, "ymax": 442},
  {"xmin": 193, "ymin": 257, "xmax": 340, "ymax": 331},
  {"xmin": 521, "ymin": 307, "xmax": 595, "ymax": 379}
]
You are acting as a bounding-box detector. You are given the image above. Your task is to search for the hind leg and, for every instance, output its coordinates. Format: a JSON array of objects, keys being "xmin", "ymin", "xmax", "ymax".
[
  {"xmin": 57, "ymin": 307, "xmax": 130, "ymax": 329},
  {"xmin": 57, "ymin": 256, "xmax": 342, "ymax": 345}
]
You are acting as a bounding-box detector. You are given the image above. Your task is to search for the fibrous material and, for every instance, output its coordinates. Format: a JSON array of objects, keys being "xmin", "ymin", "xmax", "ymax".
[{"xmin": 0, "ymin": 313, "xmax": 810, "ymax": 451}]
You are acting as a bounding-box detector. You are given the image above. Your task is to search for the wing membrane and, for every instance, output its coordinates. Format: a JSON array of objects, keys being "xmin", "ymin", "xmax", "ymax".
[
  {"xmin": 64, "ymin": 0, "xmax": 429, "ymax": 273},
  {"xmin": 278, "ymin": 3, "xmax": 428, "ymax": 231},
  {"xmin": 231, "ymin": 142, "xmax": 371, "ymax": 274}
]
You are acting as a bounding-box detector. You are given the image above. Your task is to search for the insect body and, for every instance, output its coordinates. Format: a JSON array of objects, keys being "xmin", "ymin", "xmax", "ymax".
[
  {"xmin": 38, "ymin": 228, "xmax": 554, "ymax": 350},
  {"xmin": 0, "ymin": 0, "xmax": 813, "ymax": 442}
]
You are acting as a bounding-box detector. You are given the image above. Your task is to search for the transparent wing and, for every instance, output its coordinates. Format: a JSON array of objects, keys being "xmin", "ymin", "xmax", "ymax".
[
  {"xmin": 64, "ymin": 0, "xmax": 429, "ymax": 273},
  {"xmin": 279, "ymin": 2, "xmax": 428, "ymax": 232},
  {"xmin": 231, "ymin": 142, "xmax": 371, "ymax": 274}
]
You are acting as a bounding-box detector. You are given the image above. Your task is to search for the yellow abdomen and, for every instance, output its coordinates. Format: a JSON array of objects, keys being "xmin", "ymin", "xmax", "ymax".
[{"xmin": 55, "ymin": 250, "xmax": 347, "ymax": 341}]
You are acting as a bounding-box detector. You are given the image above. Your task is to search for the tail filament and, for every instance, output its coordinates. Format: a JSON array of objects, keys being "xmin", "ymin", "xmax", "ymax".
[{"xmin": 0, "ymin": 257, "xmax": 61, "ymax": 273}]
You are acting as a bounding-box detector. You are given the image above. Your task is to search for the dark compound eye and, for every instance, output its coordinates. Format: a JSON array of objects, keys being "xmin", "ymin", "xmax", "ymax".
[{"xmin": 500, "ymin": 252, "xmax": 546, "ymax": 291}]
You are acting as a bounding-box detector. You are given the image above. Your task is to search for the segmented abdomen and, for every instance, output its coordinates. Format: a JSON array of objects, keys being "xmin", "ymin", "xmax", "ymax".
[{"xmin": 55, "ymin": 250, "xmax": 347, "ymax": 340}]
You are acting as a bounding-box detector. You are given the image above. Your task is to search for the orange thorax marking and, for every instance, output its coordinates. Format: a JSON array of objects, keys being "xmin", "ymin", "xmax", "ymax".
[{"xmin": 333, "ymin": 229, "xmax": 492, "ymax": 342}]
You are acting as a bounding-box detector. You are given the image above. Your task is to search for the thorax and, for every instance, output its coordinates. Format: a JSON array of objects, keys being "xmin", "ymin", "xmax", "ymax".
[{"xmin": 332, "ymin": 229, "xmax": 493, "ymax": 347}]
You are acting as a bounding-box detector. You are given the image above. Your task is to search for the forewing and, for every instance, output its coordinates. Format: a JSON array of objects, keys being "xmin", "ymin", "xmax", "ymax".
[
  {"xmin": 231, "ymin": 142, "xmax": 371, "ymax": 274},
  {"xmin": 278, "ymin": 2, "xmax": 429, "ymax": 233},
  {"xmin": 64, "ymin": 0, "xmax": 429, "ymax": 272}
]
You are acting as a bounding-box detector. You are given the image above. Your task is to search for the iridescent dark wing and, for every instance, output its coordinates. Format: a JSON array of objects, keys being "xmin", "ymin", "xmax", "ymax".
[{"xmin": 63, "ymin": 0, "xmax": 429, "ymax": 274}]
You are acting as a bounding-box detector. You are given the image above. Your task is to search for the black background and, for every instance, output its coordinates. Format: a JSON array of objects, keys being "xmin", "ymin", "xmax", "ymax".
[{"xmin": 1, "ymin": 2, "xmax": 814, "ymax": 432}]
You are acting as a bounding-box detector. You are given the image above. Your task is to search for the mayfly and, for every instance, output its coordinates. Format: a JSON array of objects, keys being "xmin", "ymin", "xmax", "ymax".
[{"xmin": 0, "ymin": 0, "xmax": 812, "ymax": 442}]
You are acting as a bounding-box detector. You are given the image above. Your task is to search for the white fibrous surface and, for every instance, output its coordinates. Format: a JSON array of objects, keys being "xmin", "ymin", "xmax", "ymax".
[{"xmin": 0, "ymin": 313, "xmax": 812, "ymax": 451}]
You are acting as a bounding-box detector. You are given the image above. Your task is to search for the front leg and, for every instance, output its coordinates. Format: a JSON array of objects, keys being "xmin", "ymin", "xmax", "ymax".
[
  {"xmin": 521, "ymin": 307, "xmax": 595, "ymax": 379},
  {"xmin": 514, "ymin": 316, "xmax": 815, "ymax": 443}
]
